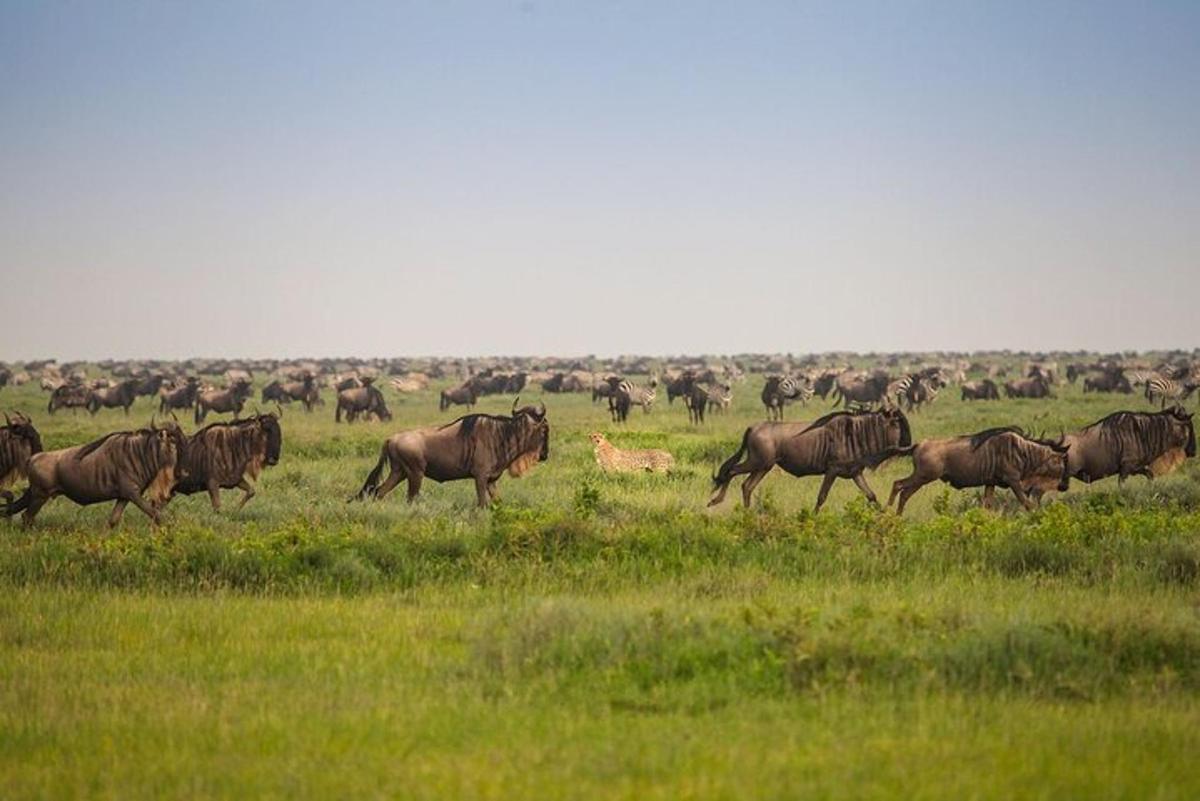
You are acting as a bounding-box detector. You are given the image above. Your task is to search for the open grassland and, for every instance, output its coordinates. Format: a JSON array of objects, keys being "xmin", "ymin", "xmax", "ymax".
[{"xmin": 1, "ymin": 375, "xmax": 1199, "ymax": 798}]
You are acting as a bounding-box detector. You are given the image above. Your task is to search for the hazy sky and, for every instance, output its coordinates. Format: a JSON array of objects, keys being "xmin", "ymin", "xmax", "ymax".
[{"xmin": 3, "ymin": 1, "xmax": 1198, "ymax": 360}]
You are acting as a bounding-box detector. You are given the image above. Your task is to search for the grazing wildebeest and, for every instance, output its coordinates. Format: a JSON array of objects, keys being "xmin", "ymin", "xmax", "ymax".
[
  {"xmin": 1003, "ymin": 376, "xmax": 1053, "ymax": 399},
  {"xmin": 168, "ymin": 413, "xmax": 282, "ymax": 510},
  {"xmin": 887, "ymin": 428, "xmax": 1070, "ymax": 514},
  {"xmin": 960, "ymin": 379, "xmax": 1000, "ymax": 401},
  {"xmin": 439, "ymin": 382, "xmax": 479, "ymax": 412},
  {"xmin": 761, "ymin": 376, "xmax": 804, "ymax": 420},
  {"xmin": 0, "ymin": 412, "xmax": 42, "ymax": 507},
  {"xmin": 86, "ymin": 379, "xmax": 139, "ymax": 415},
  {"xmin": 195, "ymin": 380, "xmax": 253, "ymax": 423},
  {"xmin": 6, "ymin": 421, "xmax": 188, "ymax": 527},
  {"xmin": 683, "ymin": 382, "xmax": 709, "ymax": 424},
  {"xmin": 353, "ymin": 399, "xmax": 549, "ymax": 508},
  {"xmin": 47, "ymin": 382, "xmax": 91, "ymax": 414},
  {"xmin": 159, "ymin": 377, "xmax": 201, "ymax": 414},
  {"xmin": 262, "ymin": 374, "xmax": 320, "ymax": 412},
  {"xmin": 1054, "ymin": 408, "xmax": 1195, "ymax": 488},
  {"xmin": 1083, "ymin": 369, "xmax": 1133, "ymax": 394},
  {"xmin": 708, "ymin": 408, "xmax": 912, "ymax": 511},
  {"xmin": 336, "ymin": 383, "xmax": 392, "ymax": 423}
]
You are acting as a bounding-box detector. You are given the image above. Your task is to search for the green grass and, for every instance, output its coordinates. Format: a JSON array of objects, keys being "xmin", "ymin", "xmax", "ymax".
[{"xmin": 0, "ymin": 374, "xmax": 1198, "ymax": 798}]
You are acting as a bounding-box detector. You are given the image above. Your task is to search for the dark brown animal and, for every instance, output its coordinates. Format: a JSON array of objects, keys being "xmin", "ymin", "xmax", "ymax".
[
  {"xmin": 960, "ymin": 379, "xmax": 1000, "ymax": 401},
  {"xmin": 262, "ymin": 375, "xmax": 320, "ymax": 411},
  {"xmin": 353, "ymin": 399, "xmax": 549, "ymax": 508},
  {"xmin": 159, "ymin": 377, "xmax": 201, "ymax": 414},
  {"xmin": 336, "ymin": 384, "xmax": 392, "ymax": 423},
  {"xmin": 708, "ymin": 408, "xmax": 912, "ymax": 511},
  {"xmin": 1059, "ymin": 408, "xmax": 1195, "ymax": 487},
  {"xmin": 1003, "ymin": 376, "xmax": 1053, "ymax": 399},
  {"xmin": 47, "ymin": 382, "xmax": 91, "ymax": 414},
  {"xmin": 169, "ymin": 414, "xmax": 282, "ymax": 510},
  {"xmin": 887, "ymin": 428, "xmax": 1070, "ymax": 514},
  {"xmin": 195, "ymin": 380, "xmax": 253, "ymax": 423},
  {"xmin": 0, "ymin": 412, "xmax": 43, "ymax": 507},
  {"xmin": 439, "ymin": 383, "xmax": 478, "ymax": 412},
  {"xmin": 6, "ymin": 421, "xmax": 188, "ymax": 527},
  {"xmin": 86, "ymin": 379, "xmax": 139, "ymax": 415}
]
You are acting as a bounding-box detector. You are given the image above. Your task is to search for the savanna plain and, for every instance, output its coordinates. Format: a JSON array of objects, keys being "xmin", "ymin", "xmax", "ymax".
[{"xmin": 2, "ymin": 370, "xmax": 1199, "ymax": 800}]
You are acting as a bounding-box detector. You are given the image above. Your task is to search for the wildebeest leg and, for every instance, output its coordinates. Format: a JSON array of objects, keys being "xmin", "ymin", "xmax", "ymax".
[
  {"xmin": 487, "ymin": 479, "xmax": 500, "ymax": 502},
  {"xmin": 850, "ymin": 472, "xmax": 880, "ymax": 508},
  {"xmin": 813, "ymin": 472, "xmax": 838, "ymax": 513},
  {"xmin": 373, "ymin": 467, "xmax": 406, "ymax": 501},
  {"xmin": 981, "ymin": 485, "xmax": 996, "ymax": 509},
  {"xmin": 474, "ymin": 475, "xmax": 491, "ymax": 508},
  {"xmin": 1005, "ymin": 480, "xmax": 1036, "ymax": 511},
  {"xmin": 740, "ymin": 469, "xmax": 770, "ymax": 507},
  {"xmin": 894, "ymin": 478, "xmax": 931, "ymax": 515},
  {"xmin": 235, "ymin": 478, "xmax": 256, "ymax": 509},
  {"xmin": 208, "ymin": 480, "xmax": 222, "ymax": 511},
  {"xmin": 108, "ymin": 499, "xmax": 130, "ymax": 528},
  {"xmin": 21, "ymin": 491, "xmax": 50, "ymax": 526},
  {"xmin": 405, "ymin": 470, "xmax": 422, "ymax": 502}
]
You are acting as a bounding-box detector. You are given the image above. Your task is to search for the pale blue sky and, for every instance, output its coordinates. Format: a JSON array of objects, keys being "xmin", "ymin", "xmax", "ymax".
[{"xmin": 3, "ymin": 1, "xmax": 1198, "ymax": 359}]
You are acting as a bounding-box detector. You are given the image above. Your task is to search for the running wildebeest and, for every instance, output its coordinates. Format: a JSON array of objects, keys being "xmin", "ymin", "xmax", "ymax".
[
  {"xmin": 86, "ymin": 379, "xmax": 139, "ymax": 415},
  {"xmin": 439, "ymin": 382, "xmax": 479, "ymax": 412},
  {"xmin": 262, "ymin": 374, "xmax": 320, "ymax": 412},
  {"xmin": 0, "ymin": 412, "xmax": 42, "ymax": 507},
  {"xmin": 708, "ymin": 408, "xmax": 912, "ymax": 511},
  {"xmin": 1053, "ymin": 407, "xmax": 1195, "ymax": 488},
  {"xmin": 353, "ymin": 399, "xmax": 549, "ymax": 508},
  {"xmin": 886, "ymin": 428, "xmax": 1070, "ymax": 514},
  {"xmin": 159, "ymin": 377, "xmax": 201, "ymax": 414},
  {"xmin": 168, "ymin": 413, "xmax": 282, "ymax": 510},
  {"xmin": 6, "ymin": 420, "xmax": 188, "ymax": 527},
  {"xmin": 195, "ymin": 380, "xmax": 253, "ymax": 423},
  {"xmin": 336, "ymin": 383, "xmax": 392, "ymax": 423}
]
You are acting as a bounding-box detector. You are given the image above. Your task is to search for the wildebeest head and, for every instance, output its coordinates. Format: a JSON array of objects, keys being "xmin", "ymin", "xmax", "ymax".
[
  {"xmin": 882, "ymin": 406, "xmax": 913, "ymax": 448},
  {"xmin": 1170, "ymin": 406, "xmax": 1196, "ymax": 457},
  {"xmin": 4, "ymin": 411, "xmax": 43, "ymax": 454},
  {"xmin": 508, "ymin": 397, "xmax": 550, "ymax": 475},
  {"xmin": 257, "ymin": 413, "xmax": 283, "ymax": 465}
]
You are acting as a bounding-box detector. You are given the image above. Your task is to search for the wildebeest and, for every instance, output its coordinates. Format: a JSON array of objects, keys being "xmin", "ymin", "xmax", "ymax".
[
  {"xmin": 1003, "ymin": 376, "xmax": 1053, "ymax": 399},
  {"xmin": 886, "ymin": 428, "xmax": 1070, "ymax": 514},
  {"xmin": 683, "ymin": 381, "xmax": 709, "ymax": 424},
  {"xmin": 47, "ymin": 382, "xmax": 91, "ymax": 414},
  {"xmin": 960, "ymin": 379, "xmax": 1000, "ymax": 401},
  {"xmin": 159, "ymin": 377, "xmax": 201, "ymax": 414},
  {"xmin": 262, "ymin": 374, "xmax": 320, "ymax": 412},
  {"xmin": 593, "ymin": 375, "xmax": 623, "ymax": 406},
  {"xmin": 195, "ymin": 380, "xmax": 253, "ymax": 423},
  {"xmin": 353, "ymin": 399, "xmax": 549, "ymax": 508},
  {"xmin": 832, "ymin": 371, "xmax": 891, "ymax": 409},
  {"xmin": 0, "ymin": 412, "xmax": 42, "ymax": 507},
  {"xmin": 439, "ymin": 382, "xmax": 479, "ymax": 412},
  {"xmin": 1083, "ymin": 369, "xmax": 1133, "ymax": 394},
  {"xmin": 6, "ymin": 420, "xmax": 188, "ymax": 527},
  {"xmin": 708, "ymin": 408, "xmax": 912, "ymax": 510},
  {"xmin": 168, "ymin": 414, "xmax": 282, "ymax": 510},
  {"xmin": 86, "ymin": 379, "xmax": 139, "ymax": 415},
  {"xmin": 1054, "ymin": 408, "xmax": 1195, "ymax": 488},
  {"xmin": 336, "ymin": 383, "xmax": 392, "ymax": 423},
  {"xmin": 132, "ymin": 373, "xmax": 167, "ymax": 398},
  {"xmin": 663, "ymin": 371, "xmax": 697, "ymax": 405},
  {"xmin": 761, "ymin": 376, "xmax": 804, "ymax": 420}
]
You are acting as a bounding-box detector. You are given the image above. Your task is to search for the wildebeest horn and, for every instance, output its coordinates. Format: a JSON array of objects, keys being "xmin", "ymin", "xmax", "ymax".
[
  {"xmin": 3, "ymin": 412, "xmax": 9, "ymax": 427},
  {"xmin": 170, "ymin": 411, "xmax": 179, "ymax": 423},
  {"xmin": 512, "ymin": 396, "xmax": 520, "ymax": 415},
  {"xmin": 537, "ymin": 401, "xmax": 546, "ymax": 418},
  {"xmin": 275, "ymin": 403, "xmax": 284, "ymax": 418},
  {"xmin": 149, "ymin": 414, "xmax": 157, "ymax": 430}
]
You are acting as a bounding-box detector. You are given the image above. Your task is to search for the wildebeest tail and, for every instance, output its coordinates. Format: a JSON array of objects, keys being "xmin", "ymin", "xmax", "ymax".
[
  {"xmin": 351, "ymin": 445, "xmax": 390, "ymax": 502},
  {"xmin": 712, "ymin": 427, "xmax": 752, "ymax": 489}
]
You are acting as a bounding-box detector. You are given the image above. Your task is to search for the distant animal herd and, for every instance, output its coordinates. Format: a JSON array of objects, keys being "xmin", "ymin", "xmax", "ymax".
[{"xmin": 0, "ymin": 353, "xmax": 1196, "ymax": 524}]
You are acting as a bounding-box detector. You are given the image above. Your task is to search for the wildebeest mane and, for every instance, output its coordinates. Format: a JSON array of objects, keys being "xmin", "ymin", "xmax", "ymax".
[
  {"xmin": 1087, "ymin": 408, "xmax": 1195, "ymax": 459},
  {"xmin": 969, "ymin": 426, "xmax": 1026, "ymax": 450}
]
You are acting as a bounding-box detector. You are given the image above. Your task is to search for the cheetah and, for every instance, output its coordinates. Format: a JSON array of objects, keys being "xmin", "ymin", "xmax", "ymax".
[{"xmin": 588, "ymin": 432, "xmax": 674, "ymax": 473}]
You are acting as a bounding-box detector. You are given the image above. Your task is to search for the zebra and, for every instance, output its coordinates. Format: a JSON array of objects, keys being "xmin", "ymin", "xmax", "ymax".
[
  {"xmin": 704, "ymin": 383, "xmax": 733, "ymax": 414},
  {"xmin": 1145, "ymin": 377, "xmax": 1198, "ymax": 409},
  {"xmin": 887, "ymin": 373, "xmax": 943, "ymax": 412},
  {"xmin": 611, "ymin": 379, "xmax": 656, "ymax": 422}
]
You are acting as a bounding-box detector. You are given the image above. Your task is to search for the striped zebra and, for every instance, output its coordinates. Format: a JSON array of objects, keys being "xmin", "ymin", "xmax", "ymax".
[
  {"xmin": 611, "ymin": 379, "xmax": 656, "ymax": 423},
  {"xmin": 1145, "ymin": 377, "xmax": 1198, "ymax": 409},
  {"xmin": 703, "ymin": 383, "xmax": 733, "ymax": 414},
  {"xmin": 887, "ymin": 373, "xmax": 942, "ymax": 412}
]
